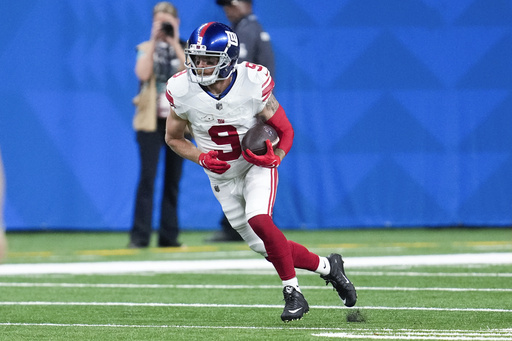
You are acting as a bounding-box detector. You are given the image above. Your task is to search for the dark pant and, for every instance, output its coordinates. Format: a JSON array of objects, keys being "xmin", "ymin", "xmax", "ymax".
[{"xmin": 130, "ymin": 118, "xmax": 183, "ymax": 247}]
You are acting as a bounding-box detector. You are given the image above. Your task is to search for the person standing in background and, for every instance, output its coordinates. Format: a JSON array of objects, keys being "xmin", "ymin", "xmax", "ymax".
[
  {"xmin": 216, "ymin": 0, "xmax": 275, "ymax": 76},
  {"xmin": 208, "ymin": 0, "xmax": 276, "ymax": 242},
  {"xmin": 129, "ymin": 2, "xmax": 186, "ymax": 248},
  {"xmin": 0, "ymin": 148, "xmax": 7, "ymax": 262}
]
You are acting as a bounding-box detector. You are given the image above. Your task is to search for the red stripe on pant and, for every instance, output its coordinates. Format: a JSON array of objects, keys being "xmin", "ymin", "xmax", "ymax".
[{"xmin": 267, "ymin": 168, "xmax": 278, "ymax": 216}]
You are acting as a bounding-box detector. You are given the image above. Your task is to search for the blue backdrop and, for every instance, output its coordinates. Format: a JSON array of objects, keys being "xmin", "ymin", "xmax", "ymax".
[{"xmin": 1, "ymin": 0, "xmax": 511, "ymax": 231}]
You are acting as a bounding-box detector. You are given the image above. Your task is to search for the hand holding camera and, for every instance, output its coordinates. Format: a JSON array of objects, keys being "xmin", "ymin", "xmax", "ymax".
[
  {"xmin": 161, "ymin": 22, "xmax": 174, "ymax": 37},
  {"xmin": 150, "ymin": 14, "xmax": 181, "ymax": 50}
]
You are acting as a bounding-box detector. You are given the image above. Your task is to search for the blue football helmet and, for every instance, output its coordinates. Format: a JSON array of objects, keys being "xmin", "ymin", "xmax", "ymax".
[{"xmin": 185, "ymin": 22, "xmax": 240, "ymax": 86}]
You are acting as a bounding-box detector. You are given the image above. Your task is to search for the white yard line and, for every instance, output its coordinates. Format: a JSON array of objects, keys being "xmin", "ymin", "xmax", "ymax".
[
  {"xmin": 1, "ymin": 323, "xmax": 510, "ymax": 335},
  {"xmin": 2, "ymin": 322, "xmax": 511, "ymax": 340},
  {"xmin": 2, "ymin": 320, "xmax": 512, "ymax": 340},
  {"xmin": 0, "ymin": 252, "xmax": 510, "ymax": 275},
  {"xmin": 312, "ymin": 331, "xmax": 512, "ymax": 340},
  {"xmin": 312, "ymin": 328, "xmax": 512, "ymax": 340},
  {"xmin": 0, "ymin": 282, "xmax": 511, "ymax": 292},
  {"xmin": 0, "ymin": 301, "xmax": 511, "ymax": 313},
  {"xmin": 350, "ymin": 271, "xmax": 512, "ymax": 277}
]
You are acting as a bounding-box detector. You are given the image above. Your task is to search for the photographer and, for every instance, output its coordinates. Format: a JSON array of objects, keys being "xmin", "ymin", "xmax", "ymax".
[{"xmin": 129, "ymin": 2, "xmax": 186, "ymax": 248}]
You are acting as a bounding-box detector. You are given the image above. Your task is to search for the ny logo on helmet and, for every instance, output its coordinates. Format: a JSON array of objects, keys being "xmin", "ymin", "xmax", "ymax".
[{"xmin": 226, "ymin": 31, "xmax": 238, "ymax": 46}]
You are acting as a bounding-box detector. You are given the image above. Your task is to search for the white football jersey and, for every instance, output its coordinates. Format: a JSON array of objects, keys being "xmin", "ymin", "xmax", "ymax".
[{"xmin": 166, "ymin": 62, "xmax": 275, "ymax": 180}]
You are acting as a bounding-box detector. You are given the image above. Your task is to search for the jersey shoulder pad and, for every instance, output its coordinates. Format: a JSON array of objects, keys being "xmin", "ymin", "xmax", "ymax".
[
  {"xmin": 242, "ymin": 62, "xmax": 270, "ymax": 83},
  {"xmin": 239, "ymin": 62, "xmax": 274, "ymax": 101},
  {"xmin": 166, "ymin": 70, "xmax": 189, "ymax": 101}
]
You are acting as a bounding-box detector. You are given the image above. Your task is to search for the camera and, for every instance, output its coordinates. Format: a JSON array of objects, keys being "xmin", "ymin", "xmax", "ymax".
[{"xmin": 161, "ymin": 22, "xmax": 174, "ymax": 37}]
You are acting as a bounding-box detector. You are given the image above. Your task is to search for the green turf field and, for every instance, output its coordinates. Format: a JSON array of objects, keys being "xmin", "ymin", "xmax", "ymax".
[{"xmin": 0, "ymin": 228, "xmax": 511, "ymax": 340}]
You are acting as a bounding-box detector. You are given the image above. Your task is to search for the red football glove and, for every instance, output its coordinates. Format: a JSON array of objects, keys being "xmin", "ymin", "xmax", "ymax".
[
  {"xmin": 199, "ymin": 151, "xmax": 231, "ymax": 174},
  {"xmin": 242, "ymin": 139, "xmax": 281, "ymax": 168}
]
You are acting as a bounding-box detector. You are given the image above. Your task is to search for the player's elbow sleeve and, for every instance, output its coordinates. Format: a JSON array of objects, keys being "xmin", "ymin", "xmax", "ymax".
[{"xmin": 266, "ymin": 105, "xmax": 294, "ymax": 154}]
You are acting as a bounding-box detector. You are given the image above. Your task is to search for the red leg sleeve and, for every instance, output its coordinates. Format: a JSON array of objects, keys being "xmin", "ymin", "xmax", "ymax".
[
  {"xmin": 248, "ymin": 214, "xmax": 296, "ymax": 280},
  {"xmin": 287, "ymin": 240, "xmax": 320, "ymax": 271}
]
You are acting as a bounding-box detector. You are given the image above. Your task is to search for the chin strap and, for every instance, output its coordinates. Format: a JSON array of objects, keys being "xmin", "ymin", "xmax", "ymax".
[{"xmin": 265, "ymin": 105, "xmax": 294, "ymax": 155}]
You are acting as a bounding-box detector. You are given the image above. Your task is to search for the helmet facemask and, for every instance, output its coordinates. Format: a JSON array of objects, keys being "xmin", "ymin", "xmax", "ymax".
[{"xmin": 185, "ymin": 47, "xmax": 234, "ymax": 86}]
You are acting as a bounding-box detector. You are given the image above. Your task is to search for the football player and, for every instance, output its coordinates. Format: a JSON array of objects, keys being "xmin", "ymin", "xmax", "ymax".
[{"xmin": 165, "ymin": 22, "xmax": 357, "ymax": 322}]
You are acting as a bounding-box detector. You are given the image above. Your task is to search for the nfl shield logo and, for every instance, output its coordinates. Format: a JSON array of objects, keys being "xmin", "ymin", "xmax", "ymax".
[{"xmin": 216, "ymin": 102, "xmax": 223, "ymax": 110}]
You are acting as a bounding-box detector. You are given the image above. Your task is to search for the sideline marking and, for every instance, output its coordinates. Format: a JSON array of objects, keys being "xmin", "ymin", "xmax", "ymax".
[
  {"xmin": 0, "ymin": 301, "xmax": 511, "ymax": 313},
  {"xmin": 0, "ymin": 252, "xmax": 511, "ymax": 275}
]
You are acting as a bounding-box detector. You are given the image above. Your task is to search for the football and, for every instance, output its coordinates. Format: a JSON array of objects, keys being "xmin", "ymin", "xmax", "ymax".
[{"xmin": 242, "ymin": 123, "xmax": 280, "ymax": 155}]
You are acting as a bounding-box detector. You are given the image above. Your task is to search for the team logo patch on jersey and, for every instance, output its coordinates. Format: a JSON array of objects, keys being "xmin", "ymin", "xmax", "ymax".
[{"xmin": 217, "ymin": 119, "xmax": 225, "ymax": 124}]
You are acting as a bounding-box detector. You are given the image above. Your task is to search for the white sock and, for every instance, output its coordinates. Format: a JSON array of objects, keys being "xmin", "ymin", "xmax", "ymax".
[
  {"xmin": 316, "ymin": 256, "xmax": 331, "ymax": 276},
  {"xmin": 282, "ymin": 277, "xmax": 301, "ymax": 293}
]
